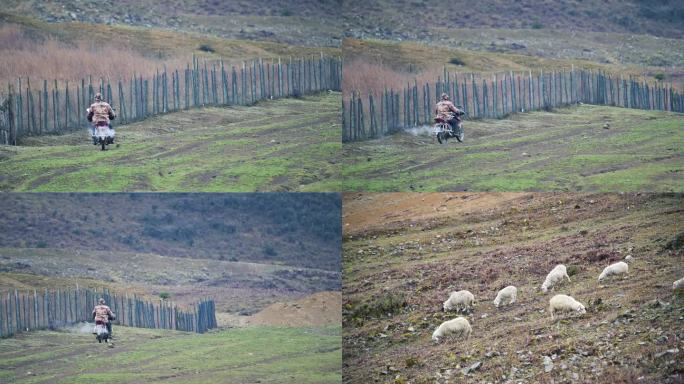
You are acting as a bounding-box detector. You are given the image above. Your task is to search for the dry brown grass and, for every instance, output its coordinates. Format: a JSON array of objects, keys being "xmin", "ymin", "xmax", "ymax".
[
  {"xmin": 342, "ymin": 58, "xmax": 441, "ymax": 97},
  {"xmin": 0, "ymin": 24, "xmax": 188, "ymax": 88}
]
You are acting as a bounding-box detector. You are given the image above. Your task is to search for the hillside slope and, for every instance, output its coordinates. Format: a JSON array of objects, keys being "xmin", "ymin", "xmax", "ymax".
[
  {"xmin": 343, "ymin": 0, "xmax": 684, "ymax": 40},
  {"xmin": 0, "ymin": 192, "xmax": 341, "ymax": 271},
  {"xmin": 342, "ymin": 192, "xmax": 684, "ymax": 383},
  {"xmin": 0, "ymin": 93, "xmax": 342, "ymax": 193},
  {"xmin": 341, "ymin": 105, "xmax": 684, "ymax": 192},
  {"xmin": 0, "ymin": 0, "xmax": 343, "ymax": 47},
  {"xmin": 0, "ymin": 325, "xmax": 341, "ymax": 384}
]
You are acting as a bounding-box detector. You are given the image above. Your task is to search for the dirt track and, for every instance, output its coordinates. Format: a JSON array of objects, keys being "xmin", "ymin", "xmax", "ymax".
[
  {"xmin": 0, "ymin": 93, "xmax": 341, "ymax": 192},
  {"xmin": 341, "ymin": 105, "xmax": 684, "ymax": 192}
]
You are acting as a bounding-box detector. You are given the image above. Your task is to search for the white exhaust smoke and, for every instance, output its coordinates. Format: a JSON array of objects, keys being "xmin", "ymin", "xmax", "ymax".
[{"xmin": 405, "ymin": 125, "xmax": 434, "ymax": 136}]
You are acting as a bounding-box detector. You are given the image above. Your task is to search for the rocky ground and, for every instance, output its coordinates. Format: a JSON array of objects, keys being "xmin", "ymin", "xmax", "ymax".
[{"xmin": 342, "ymin": 192, "xmax": 684, "ymax": 383}]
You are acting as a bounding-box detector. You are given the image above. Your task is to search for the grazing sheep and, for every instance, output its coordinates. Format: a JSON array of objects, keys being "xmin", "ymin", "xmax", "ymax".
[
  {"xmin": 432, "ymin": 317, "xmax": 472, "ymax": 342},
  {"xmin": 493, "ymin": 285, "xmax": 517, "ymax": 308},
  {"xmin": 541, "ymin": 265, "xmax": 571, "ymax": 293},
  {"xmin": 549, "ymin": 294, "xmax": 586, "ymax": 320},
  {"xmin": 624, "ymin": 255, "xmax": 634, "ymax": 263},
  {"xmin": 673, "ymin": 277, "xmax": 684, "ymax": 291},
  {"xmin": 598, "ymin": 261, "xmax": 629, "ymax": 282},
  {"xmin": 443, "ymin": 290, "xmax": 475, "ymax": 312}
]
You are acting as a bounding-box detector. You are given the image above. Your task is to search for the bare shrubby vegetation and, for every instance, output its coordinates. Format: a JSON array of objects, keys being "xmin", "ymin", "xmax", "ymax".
[{"xmin": 0, "ymin": 25, "xmax": 187, "ymax": 87}]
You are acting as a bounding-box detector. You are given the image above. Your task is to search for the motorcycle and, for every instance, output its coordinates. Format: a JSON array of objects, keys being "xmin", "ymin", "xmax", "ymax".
[
  {"xmin": 94, "ymin": 320, "xmax": 110, "ymax": 343},
  {"xmin": 93, "ymin": 122, "xmax": 115, "ymax": 151},
  {"xmin": 433, "ymin": 110, "xmax": 465, "ymax": 144}
]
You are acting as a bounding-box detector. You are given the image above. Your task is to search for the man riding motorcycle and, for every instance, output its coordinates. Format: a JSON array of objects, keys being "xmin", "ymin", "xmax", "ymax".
[
  {"xmin": 87, "ymin": 93, "xmax": 116, "ymax": 145},
  {"xmin": 92, "ymin": 298, "xmax": 116, "ymax": 339},
  {"xmin": 435, "ymin": 93, "xmax": 464, "ymax": 134}
]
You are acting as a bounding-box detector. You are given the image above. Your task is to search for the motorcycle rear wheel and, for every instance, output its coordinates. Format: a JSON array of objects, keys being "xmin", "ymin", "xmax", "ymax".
[
  {"xmin": 436, "ymin": 131, "xmax": 446, "ymax": 144},
  {"xmin": 455, "ymin": 128, "xmax": 464, "ymax": 142}
]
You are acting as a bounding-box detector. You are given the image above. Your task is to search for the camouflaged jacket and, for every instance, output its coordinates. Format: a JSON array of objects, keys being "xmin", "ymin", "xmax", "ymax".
[
  {"xmin": 87, "ymin": 101, "xmax": 116, "ymax": 125},
  {"xmin": 92, "ymin": 305, "xmax": 113, "ymax": 323},
  {"xmin": 435, "ymin": 100, "xmax": 460, "ymax": 120}
]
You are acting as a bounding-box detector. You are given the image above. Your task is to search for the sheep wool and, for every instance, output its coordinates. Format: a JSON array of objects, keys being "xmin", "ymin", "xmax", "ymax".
[
  {"xmin": 673, "ymin": 277, "xmax": 684, "ymax": 290},
  {"xmin": 598, "ymin": 261, "xmax": 629, "ymax": 282},
  {"xmin": 541, "ymin": 264, "xmax": 571, "ymax": 293},
  {"xmin": 443, "ymin": 290, "xmax": 475, "ymax": 312},
  {"xmin": 432, "ymin": 317, "xmax": 472, "ymax": 342},
  {"xmin": 549, "ymin": 294, "xmax": 586, "ymax": 320},
  {"xmin": 493, "ymin": 285, "xmax": 517, "ymax": 308}
]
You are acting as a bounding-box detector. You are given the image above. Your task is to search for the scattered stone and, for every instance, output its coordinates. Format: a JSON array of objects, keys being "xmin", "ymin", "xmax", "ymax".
[
  {"xmin": 543, "ymin": 356, "xmax": 554, "ymax": 372},
  {"xmin": 461, "ymin": 361, "xmax": 482, "ymax": 375},
  {"xmin": 654, "ymin": 348, "xmax": 679, "ymax": 359},
  {"xmin": 603, "ymin": 123, "xmax": 610, "ymax": 129}
]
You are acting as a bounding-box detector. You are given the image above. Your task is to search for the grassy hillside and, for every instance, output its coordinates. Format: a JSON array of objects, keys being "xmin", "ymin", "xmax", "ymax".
[
  {"xmin": 0, "ymin": 12, "xmax": 341, "ymax": 87},
  {"xmin": 0, "ymin": 248, "xmax": 340, "ymax": 314},
  {"xmin": 342, "ymin": 192, "xmax": 684, "ymax": 383},
  {"xmin": 0, "ymin": 325, "xmax": 341, "ymax": 384},
  {"xmin": 343, "ymin": 0, "xmax": 684, "ymax": 40},
  {"xmin": 0, "ymin": 93, "xmax": 342, "ymax": 193},
  {"xmin": 343, "ymin": 38, "xmax": 684, "ymax": 94},
  {"xmin": 0, "ymin": 0, "xmax": 343, "ymax": 47},
  {"xmin": 341, "ymin": 104, "xmax": 684, "ymax": 192},
  {"xmin": 0, "ymin": 192, "xmax": 341, "ymax": 271}
]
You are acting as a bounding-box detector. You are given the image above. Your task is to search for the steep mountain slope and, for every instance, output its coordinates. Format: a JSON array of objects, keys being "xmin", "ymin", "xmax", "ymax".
[
  {"xmin": 342, "ymin": 192, "xmax": 683, "ymax": 383},
  {"xmin": 0, "ymin": 192, "xmax": 341, "ymax": 271},
  {"xmin": 0, "ymin": 0, "xmax": 344, "ymax": 46},
  {"xmin": 343, "ymin": 0, "xmax": 684, "ymax": 39}
]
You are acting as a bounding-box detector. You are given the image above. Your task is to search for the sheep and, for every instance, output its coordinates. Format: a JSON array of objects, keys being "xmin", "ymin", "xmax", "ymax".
[
  {"xmin": 598, "ymin": 261, "xmax": 629, "ymax": 282},
  {"xmin": 624, "ymin": 255, "xmax": 634, "ymax": 263},
  {"xmin": 549, "ymin": 294, "xmax": 586, "ymax": 320},
  {"xmin": 432, "ymin": 317, "xmax": 472, "ymax": 342},
  {"xmin": 443, "ymin": 290, "xmax": 475, "ymax": 312},
  {"xmin": 673, "ymin": 277, "xmax": 684, "ymax": 291},
  {"xmin": 541, "ymin": 264, "xmax": 571, "ymax": 293},
  {"xmin": 493, "ymin": 285, "xmax": 517, "ymax": 308}
]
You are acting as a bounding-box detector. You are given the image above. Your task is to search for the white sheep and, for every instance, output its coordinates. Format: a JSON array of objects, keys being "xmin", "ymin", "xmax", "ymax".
[
  {"xmin": 673, "ymin": 277, "xmax": 684, "ymax": 291},
  {"xmin": 432, "ymin": 317, "xmax": 472, "ymax": 342},
  {"xmin": 541, "ymin": 265, "xmax": 571, "ymax": 293},
  {"xmin": 624, "ymin": 255, "xmax": 634, "ymax": 263},
  {"xmin": 493, "ymin": 285, "xmax": 517, "ymax": 308},
  {"xmin": 598, "ymin": 261, "xmax": 629, "ymax": 282},
  {"xmin": 443, "ymin": 290, "xmax": 475, "ymax": 312},
  {"xmin": 549, "ymin": 294, "xmax": 586, "ymax": 320}
]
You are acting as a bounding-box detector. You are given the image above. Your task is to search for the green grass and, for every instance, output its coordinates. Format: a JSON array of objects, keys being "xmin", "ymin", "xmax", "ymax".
[
  {"xmin": 341, "ymin": 105, "xmax": 684, "ymax": 192},
  {"xmin": 0, "ymin": 325, "xmax": 341, "ymax": 384},
  {"xmin": 0, "ymin": 93, "xmax": 341, "ymax": 192}
]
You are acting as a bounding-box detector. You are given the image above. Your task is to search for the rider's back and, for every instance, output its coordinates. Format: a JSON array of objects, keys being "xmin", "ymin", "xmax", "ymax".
[
  {"xmin": 436, "ymin": 100, "xmax": 456, "ymax": 118},
  {"xmin": 88, "ymin": 101, "xmax": 115, "ymax": 125},
  {"xmin": 93, "ymin": 304, "xmax": 111, "ymax": 322}
]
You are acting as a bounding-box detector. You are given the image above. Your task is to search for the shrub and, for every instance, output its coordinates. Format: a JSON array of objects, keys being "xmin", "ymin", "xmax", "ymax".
[
  {"xmin": 263, "ymin": 244, "xmax": 278, "ymax": 256},
  {"xmin": 566, "ymin": 265, "xmax": 579, "ymax": 277},
  {"xmin": 347, "ymin": 293, "xmax": 407, "ymax": 324},
  {"xmin": 654, "ymin": 73, "xmax": 665, "ymax": 81},
  {"xmin": 281, "ymin": 9, "xmax": 292, "ymax": 16},
  {"xmin": 531, "ymin": 22, "xmax": 543, "ymax": 29},
  {"xmin": 159, "ymin": 292, "xmax": 170, "ymax": 300},
  {"xmin": 35, "ymin": 240, "xmax": 48, "ymax": 248},
  {"xmin": 449, "ymin": 57, "xmax": 466, "ymax": 66},
  {"xmin": 198, "ymin": 44, "xmax": 215, "ymax": 53}
]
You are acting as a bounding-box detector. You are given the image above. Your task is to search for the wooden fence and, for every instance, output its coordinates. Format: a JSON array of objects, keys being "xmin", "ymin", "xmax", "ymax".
[
  {"xmin": 0, "ymin": 287, "xmax": 217, "ymax": 338},
  {"xmin": 343, "ymin": 68, "xmax": 684, "ymax": 141},
  {"xmin": 0, "ymin": 54, "xmax": 342, "ymax": 145}
]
